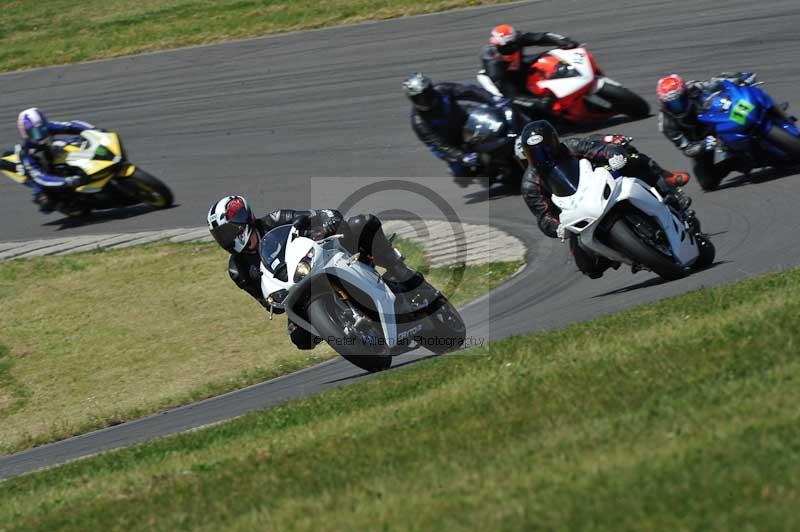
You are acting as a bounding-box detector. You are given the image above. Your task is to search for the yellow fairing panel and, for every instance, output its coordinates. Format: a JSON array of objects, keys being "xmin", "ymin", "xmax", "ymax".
[
  {"xmin": 0, "ymin": 153, "xmax": 26, "ymax": 183},
  {"xmin": 76, "ymin": 174, "xmax": 115, "ymax": 193}
]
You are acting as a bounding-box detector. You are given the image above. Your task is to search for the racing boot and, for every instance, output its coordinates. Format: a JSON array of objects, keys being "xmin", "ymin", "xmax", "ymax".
[
  {"xmin": 662, "ymin": 170, "xmax": 690, "ymax": 188},
  {"xmin": 32, "ymin": 191, "xmax": 56, "ymax": 213},
  {"xmin": 382, "ymin": 248, "xmax": 425, "ymax": 293}
]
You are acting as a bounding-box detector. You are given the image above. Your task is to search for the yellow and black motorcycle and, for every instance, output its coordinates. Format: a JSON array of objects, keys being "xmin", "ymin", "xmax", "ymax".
[{"xmin": 0, "ymin": 130, "xmax": 173, "ymax": 217}]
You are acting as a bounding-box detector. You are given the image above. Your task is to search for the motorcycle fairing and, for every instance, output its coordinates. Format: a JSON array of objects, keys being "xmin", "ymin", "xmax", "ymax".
[
  {"xmin": 1, "ymin": 130, "xmax": 127, "ymax": 189},
  {"xmin": 262, "ymin": 231, "xmax": 400, "ymax": 349},
  {"xmin": 698, "ymin": 81, "xmax": 800, "ymax": 158},
  {"xmin": 552, "ymin": 160, "xmax": 699, "ymax": 268},
  {"xmin": 529, "ymin": 48, "xmax": 594, "ymax": 98}
]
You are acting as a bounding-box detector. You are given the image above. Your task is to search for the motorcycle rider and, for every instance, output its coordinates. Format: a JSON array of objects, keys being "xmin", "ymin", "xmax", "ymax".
[
  {"xmin": 15, "ymin": 108, "xmax": 95, "ymax": 213},
  {"xmin": 518, "ymin": 120, "xmax": 694, "ymax": 278},
  {"xmin": 207, "ymin": 196, "xmax": 422, "ymax": 349},
  {"xmin": 656, "ymin": 72, "xmax": 762, "ymax": 189},
  {"xmin": 403, "ymin": 72, "xmax": 494, "ymax": 186},
  {"xmin": 480, "ymin": 24, "xmax": 580, "ymax": 119}
]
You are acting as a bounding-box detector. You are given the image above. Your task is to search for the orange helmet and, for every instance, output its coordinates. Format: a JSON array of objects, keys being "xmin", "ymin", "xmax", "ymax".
[{"xmin": 490, "ymin": 24, "xmax": 521, "ymax": 68}]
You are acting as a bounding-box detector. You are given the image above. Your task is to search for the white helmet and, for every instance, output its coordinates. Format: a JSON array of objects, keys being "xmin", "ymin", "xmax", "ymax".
[
  {"xmin": 207, "ymin": 195, "xmax": 254, "ymax": 253},
  {"xmin": 17, "ymin": 107, "xmax": 51, "ymax": 145}
]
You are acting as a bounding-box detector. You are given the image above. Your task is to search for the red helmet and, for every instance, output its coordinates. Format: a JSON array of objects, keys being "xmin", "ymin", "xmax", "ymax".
[
  {"xmin": 490, "ymin": 24, "xmax": 521, "ymax": 69},
  {"xmin": 656, "ymin": 74, "xmax": 689, "ymax": 114}
]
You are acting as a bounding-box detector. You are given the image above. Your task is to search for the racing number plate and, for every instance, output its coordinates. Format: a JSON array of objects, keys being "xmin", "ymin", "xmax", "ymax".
[{"xmin": 729, "ymin": 99, "xmax": 755, "ymax": 125}]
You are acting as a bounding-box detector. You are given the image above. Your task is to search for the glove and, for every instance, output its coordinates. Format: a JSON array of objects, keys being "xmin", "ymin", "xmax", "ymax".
[
  {"xmin": 292, "ymin": 214, "xmax": 312, "ymax": 236},
  {"xmin": 608, "ymin": 154, "xmax": 627, "ymax": 171},
  {"xmin": 702, "ymin": 136, "xmax": 718, "ymax": 152},
  {"xmin": 64, "ymin": 174, "xmax": 87, "ymax": 187},
  {"xmin": 310, "ymin": 209, "xmax": 342, "ymax": 236},
  {"xmin": 492, "ymin": 95, "xmax": 512, "ymax": 107},
  {"xmin": 739, "ymin": 72, "xmax": 757, "ymax": 85},
  {"xmin": 514, "ymin": 137, "xmax": 526, "ymax": 160},
  {"xmin": 461, "ymin": 152, "xmax": 480, "ymax": 169}
]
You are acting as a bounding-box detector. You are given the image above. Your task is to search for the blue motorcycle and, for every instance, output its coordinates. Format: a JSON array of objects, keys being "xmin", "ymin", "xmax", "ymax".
[{"xmin": 696, "ymin": 80, "xmax": 800, "ymax": 190}]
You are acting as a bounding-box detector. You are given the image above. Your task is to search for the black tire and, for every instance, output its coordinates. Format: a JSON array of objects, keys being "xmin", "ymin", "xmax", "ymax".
[
  {"xmin": 764, "ymin": 123, "xmax": 800, "ymax": 160},
  {"xmin": 607, "ymin": 217, "xmax": 687, "ymax": 280},
  {"xmin": 693, "ymin": 235, "xmax": 716, "ymax": 270},
  {"xmin": 597, "ymin": 84, "xmax": 650, "ymax": 119},
  {"xmin": 692, "ymin": 156, "xmax": 721, "ymax": 192},
  {"xmin": 422, "ymin": 298, "xmax": 466, "ymax": 355},
  {"xmin": 128, "ymin": 169, "xmax": 174, "ymax": 208},
  {"xmin": 307, "ymin": 294, "xmax": 392, "ymax": 373}
]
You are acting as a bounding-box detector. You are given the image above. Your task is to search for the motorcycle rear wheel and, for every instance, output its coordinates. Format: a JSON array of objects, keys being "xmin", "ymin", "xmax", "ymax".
[
  {"xmin": 607, "ymin": 217, "xmax": 687, "ymax": 280},
  {"xmin": 596, "ymin": 84, "xmax": 650, "ymax": 119},
  {"xmin": 127, "ymin": 169, "xmax": 174, "ymax": 208},
  {"xmin": 307, "ymin": 293, "xmax": 392, "ymax": 373},
  {"xmin": 421, "ymin": 297, "xmax": 466, "ymax": 355},
  {"xmin": 765, "ymin": 123, "xmax": 800, "ymax": 160}
]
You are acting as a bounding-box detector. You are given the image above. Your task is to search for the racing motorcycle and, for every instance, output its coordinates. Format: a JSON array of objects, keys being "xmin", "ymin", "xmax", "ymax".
[
  {"xmin": 695, "ymin": 79, "xmax": 800, "ymax": 190},
  {"xmin": 259, "ymin": 224, "xmax": 466, "ymax": 372},
  {"xmin": 551, "ymin": 158, "xmax": 714, "ymax": 280},
  {"xmin": 478, "ymin": 46, "xmax": 650, "ymax": 123},
  {"xmin": 0, "ymin": 129, "xmax": 173, "ymax": 217},
  {"xmin": 460, "ymin": 98, "xmax": 528, "ymax": 188}
]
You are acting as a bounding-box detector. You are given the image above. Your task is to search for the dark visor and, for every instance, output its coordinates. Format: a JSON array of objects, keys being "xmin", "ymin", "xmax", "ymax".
[{"xmin": 211, "ymin": 222, "xmax": 246, "ymax": 252}]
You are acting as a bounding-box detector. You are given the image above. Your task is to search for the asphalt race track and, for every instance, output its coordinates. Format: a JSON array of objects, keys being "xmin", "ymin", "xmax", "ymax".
[{"xmin": 2, "ymin": 0, "xmax": 800, "ymax": 478}]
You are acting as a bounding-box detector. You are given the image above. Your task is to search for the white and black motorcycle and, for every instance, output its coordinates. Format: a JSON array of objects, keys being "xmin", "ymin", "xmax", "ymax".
[
  {"xmin": 550, "ymin": 159, "xmax": 715, "ymax": 280},
  {"xmin": 259, "ymin": 225, "xmax": 466, "ymax": 372}
]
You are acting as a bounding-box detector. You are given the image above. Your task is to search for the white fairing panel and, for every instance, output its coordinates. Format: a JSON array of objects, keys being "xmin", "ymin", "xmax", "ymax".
[
  {"xmin": 614, "ymin": 179, "xmax": 700, "ymax": 265},
  {"xmin": 536, "ymin": 48, "xmax": 595, "ymax": 98},
  {"xmin": 552, "ymin": 159, "xmax": 614, "ymax": 231},
  {"xmin": 553, "ymin": 160, "xmax": 700, "ymax": 268},
  {"xmin": 260, "ymin": 230, "xmax": 399, "ymax": 348}
]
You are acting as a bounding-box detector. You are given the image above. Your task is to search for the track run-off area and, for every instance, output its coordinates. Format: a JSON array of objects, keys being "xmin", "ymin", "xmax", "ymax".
[{"xmin": 1, "ymin": 0, "xmax": 800, "ymax": 477}]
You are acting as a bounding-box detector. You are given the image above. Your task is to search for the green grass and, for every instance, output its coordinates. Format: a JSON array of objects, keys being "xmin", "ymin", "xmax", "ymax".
[
  {"xmin": 2, "ymin": 267, "xmax": 799, "ymax": 531},
  {"xmin": 0, "ymin": 239, "xmax": 519, "ymax": 456},
  {"xmin": 0, "ymin": 0, "xmax": 507, "ymax": 73}
]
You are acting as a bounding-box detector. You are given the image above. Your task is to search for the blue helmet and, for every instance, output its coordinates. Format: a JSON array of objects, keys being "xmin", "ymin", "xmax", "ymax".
[{"xmin": 17, "ymin": 108, "xmax": 51, "ymax": 145}]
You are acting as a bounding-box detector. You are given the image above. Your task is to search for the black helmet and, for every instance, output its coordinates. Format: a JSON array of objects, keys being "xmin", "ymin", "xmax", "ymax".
[
  {"xmin": 207, "ymin": 195, "xmax": 255, "ymax": 253},
  {"xmin": 519, "ymin": 120, "xmax": 561, "ymax": 169},
  {"xmin": 402, "ymin": 72, "xmax": 439, "ymax": 111}
]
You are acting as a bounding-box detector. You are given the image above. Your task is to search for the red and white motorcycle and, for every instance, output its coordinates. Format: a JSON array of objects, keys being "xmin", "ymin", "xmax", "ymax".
[{"xmin": 478, "ymin": 46, "xmax": 650, "ymax": 123}]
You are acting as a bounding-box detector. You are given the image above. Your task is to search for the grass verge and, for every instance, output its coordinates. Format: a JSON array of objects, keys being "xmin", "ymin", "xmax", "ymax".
[
  {"xmin": 1, "ymin": 0, "xmax": 508, "ymax": 73},
  {"xmin": 0, "ymin": 238, "xmax": 520, "ymax": 456},
  {"xmin": 2, "ymin": 266, "xmax": 799, "ymax": 530}
]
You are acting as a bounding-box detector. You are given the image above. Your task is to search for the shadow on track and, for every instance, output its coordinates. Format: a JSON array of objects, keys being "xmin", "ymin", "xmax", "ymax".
[
  {"xmin": 555, "ymin": 114, "xmax": 652, "ymax": 136},
  {"xmin": 592, "ymin": 261, "xmax": 730, "ymax": 298},
  {"xmin": 715, "ymin": 166, "xmax": 800, "ymax": 191},
  {"xmin": 324, "ymin": 353, "xmax": 441, "ymax": 384},
  {"xmin": 463, "ymin": 182, "xmax": 521, "ymax": 205},
  {"xmin": 42, "ymin": 204, "xmax": 179, "ymax": 230}
]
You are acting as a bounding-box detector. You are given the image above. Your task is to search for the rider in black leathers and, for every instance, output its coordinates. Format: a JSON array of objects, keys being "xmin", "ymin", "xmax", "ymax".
[
  {"xmin": 403, "ymin": 72, "xmax": 494, "ymax": 185},
  {"xmin": 481, "ymin": 24, "xmax": 579, "ymax": 119},
  {"xmin": 207, "ymin": 196, "xmax": 419, "ymax": 349},
  {"xmin": 519, "ymin": 121, "xmax": 694, "ymax": 278}
]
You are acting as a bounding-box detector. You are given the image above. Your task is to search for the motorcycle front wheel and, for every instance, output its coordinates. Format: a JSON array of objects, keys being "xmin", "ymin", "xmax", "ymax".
[
  {"xmin": 764, "ymin": 123, "xmax": 800, "ymax": 160},
  {"xmin": 420, "ymin": 296, "xmax": 466, "ymax": 355},
  {"xmin": 307, "ymin": 293, "xmax": 392, "ymax": 373},
  {"xmin": 126, "ymin": 169, "xmax": 174, "ymax": 208},
  {"xmin": 607, "ymin": 216, "xmax": 687, "ymax": 280}
]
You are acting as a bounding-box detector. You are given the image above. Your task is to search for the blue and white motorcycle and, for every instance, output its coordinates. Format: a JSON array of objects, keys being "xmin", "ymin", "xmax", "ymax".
[{"xmin": 696, "ymin": 79, "xmax": 800, "ymax": 190}]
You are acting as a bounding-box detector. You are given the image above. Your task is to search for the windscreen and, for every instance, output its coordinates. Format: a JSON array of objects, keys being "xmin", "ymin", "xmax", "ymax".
[
  {"xmin": 259, "ymin": 224, "xmax": 293, "ymax": 275},
  {"xmin": 544, "ymin": 157, "xmax": 582, "ymax": 197}
]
